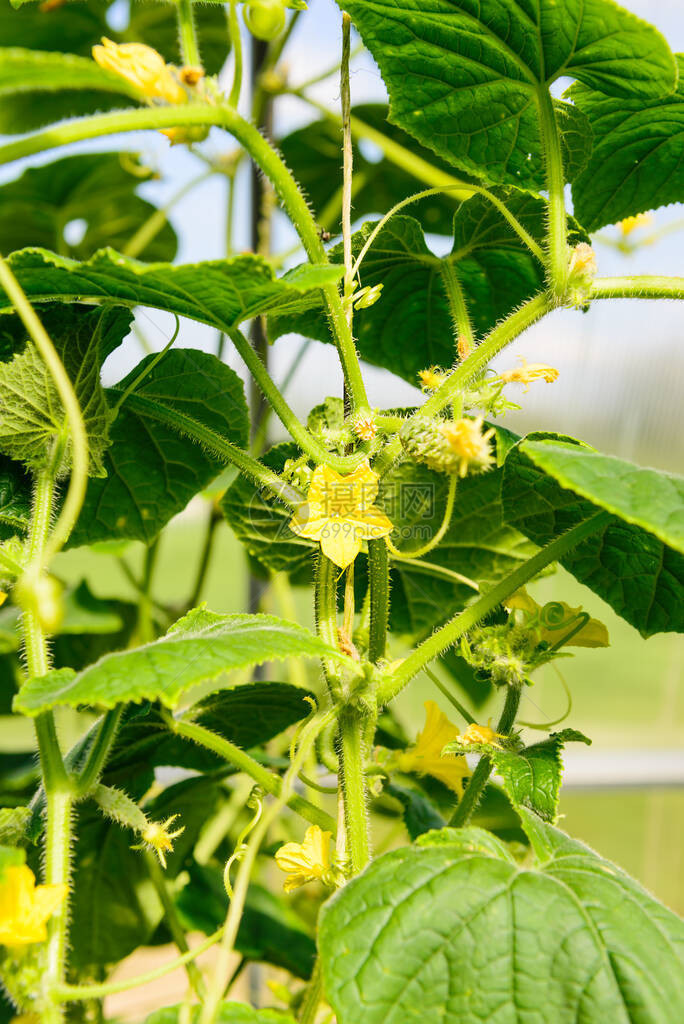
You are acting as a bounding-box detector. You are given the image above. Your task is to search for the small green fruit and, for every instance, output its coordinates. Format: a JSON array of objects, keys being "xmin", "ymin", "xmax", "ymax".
[
  {"xmin": 14, "ymin": 572, "xmax": 64, "ymax": 634},
  {"xmin": 244, "ymin": 0, "xmax": 286, "ymax": 41}
]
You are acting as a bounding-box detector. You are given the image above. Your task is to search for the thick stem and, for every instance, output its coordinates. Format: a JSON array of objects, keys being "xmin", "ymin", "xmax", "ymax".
[
  {"xmin": 537, "ymin": 87, "xmax": 568, "ymax": 300},
  {"xmin": 378, "ymin": 511, "xmax": 611, "ymax": 704},
  {"xmin": 590, "ymin": 276, "xmax": 684, "ymax": 301},
  {"xmin": 337, "ymin": 708, "xmax": 370, "ymax": 873},
  {"xmin": 169, "ymin": 716, "xmax": 335, "ymax": 832},
  {"xmin": 42, "ymin": 786, "xmax": 74, "ymax": 1023},
  {"xmin": 76, "ymin": 706, "xmax": 123, "ymax": 795},
  {"xmin": 449, "ymin": 684, "xmax": 521, "ymax": 827},
  {"xmin": 367, "ymin": 538, "xmax": 389, "ymax": 664},
  {"xmin": 176, "ymin": 0, "xmax": 202, "ymax": 67}
]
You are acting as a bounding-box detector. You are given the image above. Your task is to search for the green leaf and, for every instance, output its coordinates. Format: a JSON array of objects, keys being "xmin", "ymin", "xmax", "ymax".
[
  {"xmin": 0, "ymin": 807, "xmax": 30, "ymax": 846},
  {"xmin": 13, "ymin": 606, "xmax": 355, "ymax": 715},
  {"xmin": 70, "ymin": 349, "xmax": 248, "ymax": 546},
  {"xmin": 220, "ymin": 443, "xmax": 315, "ymax": 581},
  {"xmin": 68, "ymin": 800, "xmax": 163, "ymax": 969},
  {"xmin": 381, "ymin": 459, "xmax": 537, "ymax": 639},
  {"xmin": 522, "ymin": 439, "xmax": 684, "ymax": 556},
  {"xmin": 279, "ymin": 103, "xmax": 475, "ymax": 235},
  {"xmin": 145, "ymin": 1004, "xmax": 296, "ymax": 1024},
  {"xmin": 320, "ymin": 815, "xmax": 684, "ymax": 1024},
  {"xmin": 0, "ymin": 0, "xmax": 229, "ymax": 133},
  {"xmin": 339, "ymin": 0, "xmax": 676, "ymax": 189},
  {"xmin": 502, "ymin": 435, "xmax": 684, "ymax": 636},
  {"xmin": 385, "ymin": 782, "xmax": 445, "ymax": 840},
  {"xmin": 0, "ymin": 304, "xmax": 132, "ymax": 476},
  {"xmin": 0, "ymin": 455, "xmax": 31, "ymax": 541},
  {"xmin": 270, "ymin": 198, "xmax": 585, "ymax": 384},
  {"xmin": 0, "ymin": 152, "xmax": 177, "ymax": 261},
  {"xmin": 0, "ymin": 247, "xmax": 344, "ymax": 338},
  {"xmin": 571, "ymin": 55, "xmax": 684, "ymax": 231},
  {"xmin": 489, "ymin": 729, "xmax": 591, "ymax": 823}
]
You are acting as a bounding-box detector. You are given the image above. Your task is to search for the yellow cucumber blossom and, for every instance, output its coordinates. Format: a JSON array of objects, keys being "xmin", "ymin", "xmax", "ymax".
[
  {"xmin": 505, "ymin": 589, "xmax": 609, "ymax": 649},
  {"xmin": 275, "ymin": 825, "xmax": 333, "ymax": 893},
  {"xmin": 396, "ymin": 701, "xmax": 469, "ymax": 795},
  {"xmin": 352, "ymin": 412, "xmax": 377, "ymax": 442},
  {"xmin": 438, "ymin": 417, "xmax": 495, "ymax": 478},
  {"xmin": 92, "ymin": 38, "xmax": 187, "ymax": 104},
  {"xmin": 567, "ymin": 242, "xmax": 597, "ymax": 305},
  {"xmin": 132, "ymin": 815, "xmax": 185, "ymax": 869},
  {"xmin": 460, "ymin": 722, "xmax": 505, "ymax": 749},
  {"xmin": 0, "ymin": 865, "xmax": 67, "ymax": 946},
  {"xmin": 498, "ymin": 357, "xmax": 559, "ymax": 393},
  {"xmin": 620, "ymin": 212, "xmax": 652, "ymax": 235},
  {"xmin": 288, "ymin": 460, "xmax": 393, "ymax": 569},
  {"xmin": 418, "ymin": 366, "xmax": 448, "ymax": 392}
]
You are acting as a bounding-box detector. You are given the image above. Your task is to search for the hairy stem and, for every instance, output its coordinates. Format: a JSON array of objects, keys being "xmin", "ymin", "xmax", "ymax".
[
  {"xmin": 167, "ymin": 716, "xmax": 336, "ymax": 832},
  {"xmin": 590, "ymin": 276, "xmax": 684, "ymax": 301},
  {"xmin": 368, "ymin": 538, "xmax": 389, "ymax": 663},
  {"xmin": 338, "ymin": 708, "xmax": 371, "ymax": 873},
  {"xmin": 378, "ymin": 511, "xmax": 611, "ymax": 704},
  {"xmin": 537, "ymin": 87, "xmax": 568, "ymax": 299},
  {"xmin": 449, "ymin": 684, "xmax": 521, "ymax": 827},
  {"xmin": 176, "ymin": 0, "xmax": 202, "ymax": 67},
  {"xmin": 76, "ymin": 706, "xmax": 124, "ymax": 795}
]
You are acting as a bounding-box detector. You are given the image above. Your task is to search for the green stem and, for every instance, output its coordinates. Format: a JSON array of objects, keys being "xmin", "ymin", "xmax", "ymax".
[
  {"xmin": 590, "ymin": 276, "xmax": 684, "ymax": 301},
  {"xmin": 111, "ymin": 316, "xmax": 180, "ymax": 419},
  {"xmin": 176, "ymin": 0, "xmax": 202, "ymax": 67},
  {"xmin": 367, "ymin": 538, "xmax": 389, "ymax": 664},
  {"xmin": 42, "ymin": 786, "xmax": 74, "ymax": 1022},
  {"xmin": 298, "ymin": 957, "xmax": 324, "ymax": 1024},
  {"xmin": 375, "ymin": 292, "xmax": 553, "ymax": 476},
  {"xmin": 537, "ymin": 87, "xmax": 567, "ymax": 299},
  {"xmin": 55, "ymin": 930, "xmax": 224, "ymax": 1002},
  {"xmin": 76, "ymin": 706, "xmax": 123, "ymax": 795},
  {"xmin": 378, "ymin": 511, "xmax": 611, "ymax": 704},
  {"xmin": 120, "ymin": 391, "xmax": 303, "ymax": 508},
  {"xmin": 449, "ymin": 684, "xmax": 521, "ymax": 827},
  {"xmin": 315, "ymin": 553, "xmax": 341, "ymax": 688},
  {"xmin": 0, "ymin": 257, "xmax": 88, "ymax": 562},
  {"xmin": 0, "ymin": 103, "xmax": 367, "ymax": 411},
  {"xmin": 387, "ymin": 556, "xmax": 478, "ymax": 592},
  {"xmin": 424, "ymin": 666, "xmax": 476, "ymax": 726},
  {"xmin": 145, "ymin": 851, "xmax": 206, "ymax": 998},
  {"xmin": 227, "ymin": 0, "xmax": 244, "ymax": 108},
  {"xmin": 440, "ymin": 261, "xmax": 475, "ymax": 353},
  {"xmin": 168, "ymin": 715, "xmax": 336, "ymax": 832},
  {"xmin": 227, "ymin": 327, "xmax": 363, "ymax": 472},
  {"xmin": 338, "ymin": 708, "xmax": 370, "ymax": 873},
  {"xmin": 186, "ymin": 504, "xmax": 221, "ymax": 610},
  {"xmin": 387, "ymin": 475, "xmax": 457, "ymax": 560}
]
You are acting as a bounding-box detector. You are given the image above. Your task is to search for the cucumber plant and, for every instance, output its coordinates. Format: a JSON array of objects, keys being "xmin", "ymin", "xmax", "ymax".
[{"xmin": 0, "ymin": 1, "xmax": 683, "ymax": 1022}]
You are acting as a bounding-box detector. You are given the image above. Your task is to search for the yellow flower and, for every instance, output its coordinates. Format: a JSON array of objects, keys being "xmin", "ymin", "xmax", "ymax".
[
  {"xmin": 568, "ymin": 242, "xmax": 597, "ymax": 279},
  {"xmin": 438, "ymin": 417, "xmax": 495, "ymax": 478},
  {"xmin": 505, "ymin": 589, "xmax": 609, "ymax": 649},
  {"xmin": 352, "ymin": 412, "xmax": 377, "ymax": 442},
  {"xmin": 418, "ymin": 366, "xmax": 447, "ymax": 391},
  {"xmin": 396, "ymin": 701, "xmax": 469, "ymax": 795},
  {"xmin": 460, "ymin": 722, "xmax": 504, "ymax": 749},
  {"xmin": 132, "ymin": 815, "xmax": 185, "ymax": 869},
  {"xmin": 0, "ymin": 865, "xmax": 67, "ymax": 946},
  {"xmin": 457, "ymin": 334, "xmax": 472, "ymax": 361},
  {"xmin": 620, "ymin": 212, "xmax": 652, "ymax": 235},
  {"xmin": 275, "ymin": 825, "xmax": 332, "ymax": 893},
  {"xmin": 0, "ymin": 591, "xmax": 6, "ymax": 607},
  {"xmin": 289, "ymin": 460, "xmax": 393, "ymax": 569},
  {"xmin": 498, "ymin": 357, "xmax": 559, "ymax": 393},
  {"xmin": 92, "ymin": 38, "xmax": 186, "ymax": 105}
]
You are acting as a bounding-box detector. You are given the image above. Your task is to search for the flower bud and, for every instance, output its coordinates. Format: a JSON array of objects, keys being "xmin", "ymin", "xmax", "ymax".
[{"xmin": 244, "ymin": 0, "xmax": 287, "ymax": 41}]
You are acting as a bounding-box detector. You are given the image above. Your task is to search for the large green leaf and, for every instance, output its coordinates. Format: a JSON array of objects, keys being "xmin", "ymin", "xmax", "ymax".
[
  {"xmin": 571, "ymin": 55, "xmax": 684, "ymax": 230},
  {"xmin": 0, "ymin": 152, "xmax": 177, "ymax": 261},
  {"xmin": 279, "ymin": 103, "xmax": 475, "ymax": 236},
  {"xmin": 0, "ymin": 0, "xmax": 229, "ymax": 133},
  {"xmin": 0, "ymin": 304, "xmax": 132, "ymax": 476},
  {"xmin": 339, "ymin": 0, "xmax": 676, "ymax": 190},
  {"xmin": 521, "ymin": 440, "xmax": 684, "ymax": 555},
  {"xmin": 69, "ymin": 349, "xmax": 248, "ymax": 546},
  {"xmin": 270, "ymin": 197, "xmax": 584, "ymax": 384},
  {"xmin": 146, "ymin": 1004, "xmax": 295, "ymax": 1024},
  {"xmin": 13, "ymin": 606, "xmax": 355, "ymax": 715},
  {"xmin": 502, "ymin": 436, "xmax": 684, "ymax": 636},
  {"xmin": 320, "ymin": 813, "xmax": 684, "ymax": 1024},
  {"xmin": 0, "ymin": 247, "xmax": 344, "ymax": 337}
]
